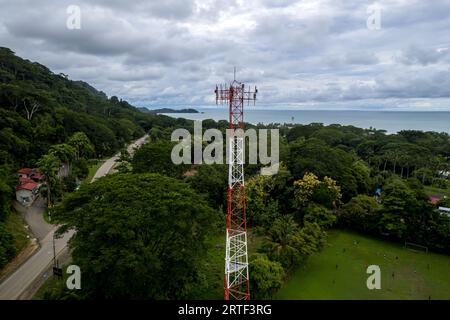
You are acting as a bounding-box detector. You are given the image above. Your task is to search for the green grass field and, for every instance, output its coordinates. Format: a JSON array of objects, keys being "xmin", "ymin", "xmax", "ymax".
[{"xmin": 276, "ymin": 230, "xmax": 450, "ymax": 300}]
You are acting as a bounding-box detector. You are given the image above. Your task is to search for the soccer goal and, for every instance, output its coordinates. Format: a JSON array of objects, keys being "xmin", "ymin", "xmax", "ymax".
[{"xmin": 404, "ymin": 242, "xmax": 428, "ymax": 253}]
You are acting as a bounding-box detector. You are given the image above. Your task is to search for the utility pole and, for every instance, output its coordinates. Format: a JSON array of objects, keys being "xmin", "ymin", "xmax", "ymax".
[
  {"xmin": 52, "ymin": 232, "xmax": 63, "ymax": 278},
  {"xmin": 215, "ymin": 70, "xmax": 258, "ymax": 300}
]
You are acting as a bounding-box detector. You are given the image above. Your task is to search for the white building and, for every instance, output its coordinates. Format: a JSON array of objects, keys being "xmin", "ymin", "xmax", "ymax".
[
  {"xmin": 438, "ymin": 206, "xmax": 450, "ymax": 218},
  {"xmin": 438, "ymin": 170, "xmax": 450, "ymax": 179}
]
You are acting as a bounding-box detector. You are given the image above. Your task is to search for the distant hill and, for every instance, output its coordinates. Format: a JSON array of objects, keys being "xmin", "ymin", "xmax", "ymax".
[{"xmin": 139, "ymin": 107, "xmax": 199, "ymax": 114}]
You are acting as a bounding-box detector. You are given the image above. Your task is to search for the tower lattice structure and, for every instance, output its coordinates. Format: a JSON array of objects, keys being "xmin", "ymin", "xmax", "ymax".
[{"xmin": 215, "ymin": 77, "xmax": 257, "ymax": 300}]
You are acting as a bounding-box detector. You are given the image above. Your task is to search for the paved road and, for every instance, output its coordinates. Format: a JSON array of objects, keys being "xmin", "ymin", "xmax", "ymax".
[
  {"xmin": 92, "ymin": 134, "xmax": 148, "ymax": 181},
  {"xmin": 0, "ymin": 134, "xmax": 149, "ymax": 300},
  {"xmin": 0, "ymin": 229, "xmax": 74, "ymax": 299}
]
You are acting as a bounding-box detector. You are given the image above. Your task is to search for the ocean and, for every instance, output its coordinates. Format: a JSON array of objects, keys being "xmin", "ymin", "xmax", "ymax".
[{"xmin": 161, "ymin": 108, "xmax": 450, "ymax": 134}]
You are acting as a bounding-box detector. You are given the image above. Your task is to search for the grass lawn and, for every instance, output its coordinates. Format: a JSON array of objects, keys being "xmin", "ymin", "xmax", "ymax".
[{"xmin": 276, "ymin": 229, "xmax": 450, "ymax": 300}]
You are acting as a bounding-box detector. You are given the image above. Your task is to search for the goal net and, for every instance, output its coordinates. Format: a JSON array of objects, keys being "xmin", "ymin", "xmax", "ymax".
[{"xmin": 404, "ymin": 242, "xmax": 428, "ymax": 253}]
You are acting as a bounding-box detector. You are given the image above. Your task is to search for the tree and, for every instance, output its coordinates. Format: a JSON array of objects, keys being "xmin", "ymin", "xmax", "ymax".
[
  {"xmin": 249, "ymin": 254, "xmax": 284, "ymax": 299},
  {"xmin": 288, "ymin": 138, "xmax": 358, "ymax": 200},
  {"xmin": 379, "ymin": 177, "xmax": 416, "ymax": 238},
  {"xmin": 0, "ymin": 165, "xmax": 16, "ymax": 269},
  {"xmin": 261, "ymin": 215, "xmax": 301, "ymax": 269},
  {"xmin": 293, "ymin": 172, "xmax": 321, "ymax": 210},
  {"xmin": 314, "ymin": 176, "xmax": 342, "ymax": 209},
  {"xmin": 0, "ymin": 222, "xmax": 15, "ymax": 268},
  {"xmin": 303, "ymin": 203, "xmax": 336, "ymax": 228},
  {"xmin": 245, "ymin": 175, "xmax": 279, "ymax": 228},
  {"xmin": 53, "ymin": 173, "xmax": 217, "ymax": 299},
  {"xmin": 352, "ymin": 160, "xmax": 371, "ymax": 194},
  {"xmin": 115, "ymin": 148, "xmax": 132, "ymax": 173},
  {"xmin": 414, "ymin": 167, "xmax": 434, "ymax": 185},
  {"xmin": 260, "ymin": 215, "xmax": 326, "ymax": 271},
  {"xmin": 339, "ymin": 195, "xmax": 381, "ymax": 233},
  {"xmin": 149, "ymin": 127, "xmax": 164, "ymax": 142},
  {"xmin": 185, "ymin": 164, "xmax": 227, "ymax": 208},
  {"xmin": 132, "ymin": 141, "xmax": 188, "ymax": 178},
  {"xmin": 37, "ymin": 153, "xmax": 61, "ymax": 208},
  {"xmin": 67, "ymin": 132, "xmax": 95, "ymax": 159},
  {"xmin": 294, "ymin": 221, "xmax": 327, "ymax": 258},
  {"xmin": 438, "ymin": 197, "xmax": 450, "ymax": 208},
  {"xmin": 49, "ymin": 143, "xmax": 76, "ymax": 163},
  {"xmin": 294, "ymin": 173, "xmax": 342, "ymax": 212},
  {"xmin": 0, "ymin": 165, "xmax": 14, "ymax": 220}
]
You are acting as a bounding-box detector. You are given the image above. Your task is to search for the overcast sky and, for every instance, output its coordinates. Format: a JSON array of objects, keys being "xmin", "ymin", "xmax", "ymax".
[{"xmin": 1, "ymin": 0, "xmax": 450, "ymax": 110}]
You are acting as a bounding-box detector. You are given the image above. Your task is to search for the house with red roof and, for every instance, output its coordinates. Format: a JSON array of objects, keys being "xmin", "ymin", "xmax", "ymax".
[
  {"xmin": 19, "ymin": 177, "xmax": 35, "ymax": 185},
  {"xmin": 17, "ymin": 167, "xmax": 34, "ymax": 178},
  {"xmin": 16, "ymin": 181, "xmax": 40, "ymax": 206},
  {"xmin": 16, "ymin": 167, "xmax": 43, "ymax": 206},
  {"xmin": 30, "ymin": 172, "xmax": 45, "ymax": 182}
]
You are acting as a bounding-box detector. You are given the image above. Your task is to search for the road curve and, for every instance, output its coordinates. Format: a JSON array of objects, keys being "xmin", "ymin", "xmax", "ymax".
[
  {"xmin": 13, "ymin": 197, "xmax": 52, "ymax": 241},
  {"xmin": 0, "ymin": 134, "xmax": 149, "ymax": 300},
  {"xmin": 92, "ymin": 134, "xmax": 148, "ymax": 181}
]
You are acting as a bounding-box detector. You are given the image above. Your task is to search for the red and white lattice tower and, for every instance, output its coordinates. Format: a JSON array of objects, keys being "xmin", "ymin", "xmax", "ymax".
[{"xmin": 215, "ymin": 72, "xmax": 257, "ymax": 300}]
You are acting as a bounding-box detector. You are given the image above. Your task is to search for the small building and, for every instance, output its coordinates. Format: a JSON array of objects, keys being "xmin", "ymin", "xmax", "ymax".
[
  {"xmin": 16, "ymin": 167, "xmax": 43, "ymax": 206},
  {"xmin": 30, "ymin": 172, "xmax": 45, "ymax": 183},
  {"xmin": 438, "ymin": 170, "xmax": 450, "ymax": 179},
  {"xmin": 19, "ymin": 177, "xmax": 35, "ymax": 185},
  {"xmin": 16, "ymin": 182, "xmax": 40, "ymax": 206}
]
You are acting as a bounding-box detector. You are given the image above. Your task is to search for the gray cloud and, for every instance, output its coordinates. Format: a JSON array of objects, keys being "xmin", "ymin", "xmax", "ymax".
[
  {"xmin": 1, "ymin": 0, "xmax": 450, "ymax": 109},
  {"xmin": 397, "ymin": 46, "xmax": 449, "ymax": 66}
]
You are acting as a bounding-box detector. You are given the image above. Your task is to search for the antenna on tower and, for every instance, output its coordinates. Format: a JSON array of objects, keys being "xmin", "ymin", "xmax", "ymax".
[{"xmin": 233, "ymin": 67, "xmax": 236, "ymax": 81}]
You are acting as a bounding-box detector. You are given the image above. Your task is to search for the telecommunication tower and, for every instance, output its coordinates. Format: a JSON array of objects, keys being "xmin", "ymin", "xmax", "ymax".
[{"xmin": 215, "ymin": 70, "xmax": 257, "ymax": 300}]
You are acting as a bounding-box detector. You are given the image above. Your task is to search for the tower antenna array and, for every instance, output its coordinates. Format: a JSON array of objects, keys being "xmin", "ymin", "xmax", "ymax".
[{"xmin": 214, "ymin": 70, "xmax": 258, "ymax": 300}]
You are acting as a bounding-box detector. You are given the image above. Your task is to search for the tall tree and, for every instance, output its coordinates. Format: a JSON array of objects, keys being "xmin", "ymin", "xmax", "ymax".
[
  {"xmin": 67, "ymin": 132, "xmax": 95, "ymax": 160},
  {"xmin": 249, "ymin": 254, "xmax": 284, "ymax": 299},
  {"xmin": 37, "ymin": 153, "xmax": 61, "ymax": 208},
  {"xmin": 53, "ymin": 173, "xmax": 217, "ymax": 299}
]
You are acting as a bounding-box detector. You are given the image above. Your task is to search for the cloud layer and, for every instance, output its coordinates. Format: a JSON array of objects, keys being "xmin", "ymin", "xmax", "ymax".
[{"xmin": 1, "ymin": 0, "xmax": 450, "ymax": 110}]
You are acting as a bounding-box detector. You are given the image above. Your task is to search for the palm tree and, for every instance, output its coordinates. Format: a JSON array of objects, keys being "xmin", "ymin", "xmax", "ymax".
[
  {"xmin": 263, "ymin": 215, "xmax": 300, "ymax": 270},
  {"xmin": 37, "ymin": 153, "xmax": 61, "ymax": 208}
]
